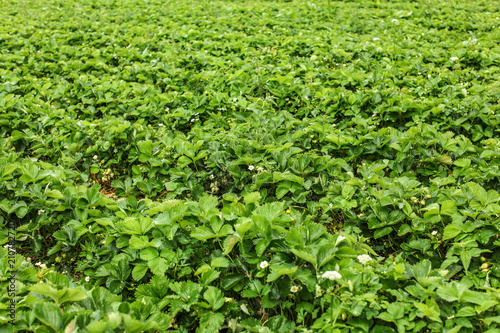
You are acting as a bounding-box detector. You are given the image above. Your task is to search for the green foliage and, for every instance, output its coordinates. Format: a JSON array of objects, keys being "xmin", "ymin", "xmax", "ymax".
[{"xmin": 1, "ymin": 0, "xmax": 500, "ymax": 331}]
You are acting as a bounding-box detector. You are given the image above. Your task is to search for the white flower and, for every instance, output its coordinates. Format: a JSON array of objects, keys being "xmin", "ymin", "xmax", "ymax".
[
  {"xmin": 248, "ymin": 165, "xmax": 255, "ymax": 171},
  {"xmin": 450, "ymin": 57, "xmax": 459, "ymax": 62},
  {"xmin": 373, "ymin": 38, "xmax": 380, "ymax": 41},
  {"xmin": 35, "ymin": 262, "xmax": 41, "ymax": 267},
  {"xmin": 321, "ymin": 271, "xmax": 342, "ymax": 281},
  {"xmin": 209, "ymin": 174, "xmax": 215, "ymax": 180},
  {"xmin": 93, "ymin": 155, "xmax": 98, "ymax": 160},
  {"xmin": 431, "ymin": 230, "xmax": 438, "ymax": 236},
  {"xmin": 233, "ymin": 98, "xmax": 237, "ymax": 102},
  {"xmin": 391, "ymin": 19, "xmax": 399, "ymax": 23},
  {"xmin": 259, "ymin": 261, "xmax": 269, "ymax": 269},
  {"xmin": 85, "ymin": 276, "xmax": 90, "ymax": 282},
  {"xmin": 38, "ymin": 209, "xmax": 45, "ymax": 215},
  {"xmin": 190, "ymin": 119, "xmax": 195, "ymax": 123},
  {"xmin": 329, "ymin": 203, "xmax": 333, "ymax": 209},
  {"xmin": 290, "ymin": 285, "xmax": 299, "ymax": 293},
  {"xmin": 39, "ymin": 264, "xmax": 47, "ymax": 269},
  {"xmin": 315, "ymin": 284, "xmax": 324, "ymax": 297},
  {"xmin": 335, "ymin": 235, "xmax": 345, "ymax": 246},
  {"xmin": 158, "ymin": 123, "xmax": 164, "ymax": 127},
  {"xmin": 357, "ymin": 254, "xmax": 373, "ymax": 264}
]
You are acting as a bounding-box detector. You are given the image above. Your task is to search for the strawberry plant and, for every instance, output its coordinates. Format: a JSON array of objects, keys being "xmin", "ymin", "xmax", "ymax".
[{"xmin": 1, "ymin": 0, "xmax": 500, "ymax": 331}]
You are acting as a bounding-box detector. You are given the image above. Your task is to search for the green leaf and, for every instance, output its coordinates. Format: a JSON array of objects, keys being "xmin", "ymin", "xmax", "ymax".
[
  {"xmin": 148, "ymin": 257, "xmax": 169, "ymax": 275},
  {"xmin": 294, "ymin": 269, "xmax": 316, "ymax": 292},
  {"xmin": 267, "ymin": 264, "xmax": 297, "ymax": 282},
  {"xmin": 216, "ymin": 224, "xmax": 233, "ymax": 238},
  {"xmin": 195, "ymin": 264, "xmax": 211, "ymax": 276},
  {"xmin": 191, "ymin": 226, "xmax": 216, "ymax": 240},
  {"xmin": 272, "ymin": 171, "xmax": 304, "ymax": 186},
  {"xmin": 440, "ymin": 200, "xmax": 457, "ymax": 216},
  {"xmin": 276, "ymin": 185, "xmax": 289, "ymax": 200},
  {"xmin": 46, "ymin": 189, "xmax": 64, "ymax": 200},
  {"xmin": 466, "ymin": 182, "xmax": 487, "ymax": 206},
  {"xmin": 33, "ymin": 303, "xmax": 63, "ymax": 331},
  {"xmin": 203, "ymin": 286, "xmax": 225, "ymax": 311},
  {"xmin": 486, "ymin": 189, "xmax": 500, "ymax": 205},
  {"xmin": 129, "ymin": 236, "xmax": 149, "ymax": 249},
  {"xmin": 411, "ymin": 259, "xmax": 432, "ymax": 280},
  {"xmin": 437, "ymin": 282, "xmax": 468, "ymax": 302},
  {"xmin": 285, "ymin": 228, "xmax": 305, "ymax": 247},
  {"xmin": 437, "ymin": 155, "xmax": 453, "ymax": 164},
  {"xmin": 414, "ymin": 298, "xmax": 441, "ymax": 323},
  {"xmin": 199, "ymin": 313, "xmax": 225, "ymax": 331},
  {"xmin": 454, "ymin": 158, "xmax": 471, "ymax": 168},
  {"xmin": 210, "ymin": 218, "xmax": 224, "ymax": 234},
  {"xmin": 484, "ymin": 316, "xmax": 500, "ymax": 326},
  {"xmin": 342, "ymin": 184, "xmax": 355, "ymax": 200},
  {"xmin": 374, "ymin": 226, "xmax": 393, "ymax": 239},
  {"xmin": 95, "ymin": 218, "xmax": 115, "ymax": 228},
  {"xmin": 140, "ymin": 247, "xmax": 158, "ymax": 261},
  {"xmin": 223, "ymin": 235, "xmax": 239, "ymax": 255},
  {"xmin": 261, "ymin": 294, "xmax": 281, "ymax": 309},
  {"xmin": 58, "ymin": 288, "xmax": 88, "ymax": 306},
  {"xmin": 253, "ymin": 215, "xmax": 271, "ymax": 239},
  {"xmin": 461, "ymin": 290, "xmax": 489, "ymax": 305},
  {"xmin": 211, "ymin": 257, "xmax": 230, "ymax": 268},
  {"xmin": 255, "ymin": 238, "xmax": 270, "ymax": 257},
  {"xmin": 378, "ymin": 303, "xmax": 404, "ymax": 322},
  {"xmin": 348, "ymin": 94, "xmax": 357, "ymax": 105},
  {"xmin": 336, "ymin": 246, "xmax": 358, "ymax": 258},
  {"xmin": 132, "ymin": 264, "xmax": 149, "ymax": 281},
  {"xmin": 290, "ymin": 248, "xmax": 317, "ymax": 268},
  {"xmin": 460, "ymin": 250, "xmax": 472, "ymax": 272},
  {"xmin": 85, "ymin": 319, "xmax": 109, "ymax": 333},
  {"xmin": 317, "ymin": 244, "xmax": 337, "ymax": 269},
  {"xmin": 423, "ymin": 203, "xmax": 440, "ymax": 215},
  {"xmin": 30, "ymin": 284, "xmax": 87, "ymax": 306},
  {"xmin": 443, "ymin": 224, "xmax": 462, "ymax": 240},
  {"xmin": 137, "ymin": 140, "xmax": 153, "ymax": 157},
  {"xmin": 244, "ymin": 192, "xmax": 261, "ymax": 204},
  {"xmin": 199, "ymin": 195, "xmax": 219, "ymax": 217},
  {"xmin": 200, "ymin": 269, "xmax": 220, "ymax": 287},
  {"xmin": 455, "ymin": 306, "xmax": 476, "ymax": 317},
  {"xmin": 1, "ymin": 163, "xmax": 18, "ymax": 180},
  {"xmin": 221, "ymin": 273, "xmax": 245, "ymax": 290},
  {"xmin": 235, "ymin": 219, "xmax": 253, "ymax": 237},
  {"xmin": 118, "ymin": 217, "xmax": 142, "ymax": 235},
  {"xmin": 253, "ymin": 201, "xmax": 284, "ymax": 223}
]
